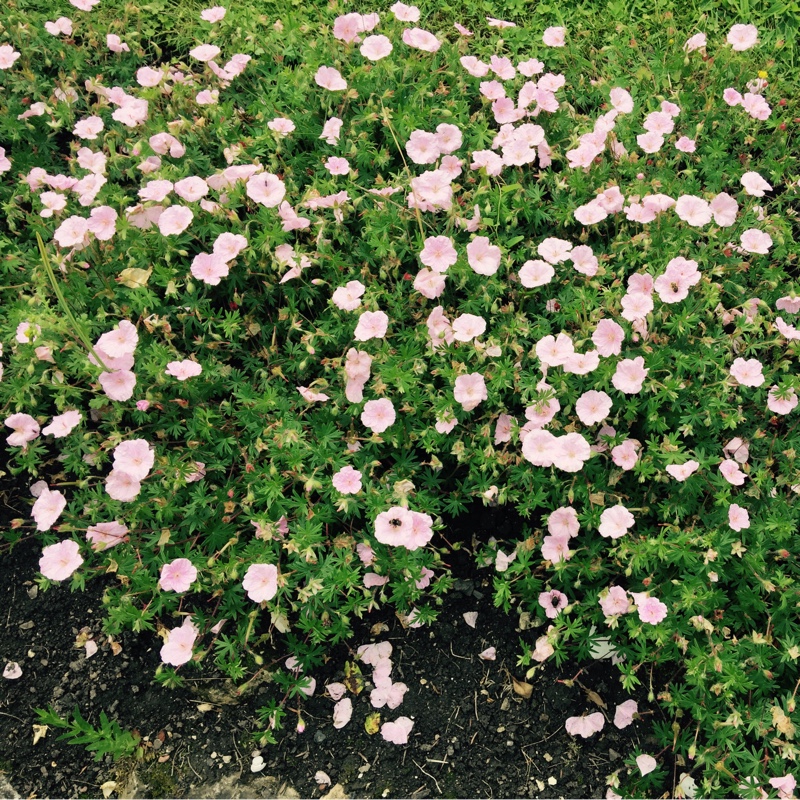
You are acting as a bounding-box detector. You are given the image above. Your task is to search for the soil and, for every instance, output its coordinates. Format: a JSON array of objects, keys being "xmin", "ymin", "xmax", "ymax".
[{"xmin": 0, "ymin": 495, "xmax": 672, "ymax": 800}]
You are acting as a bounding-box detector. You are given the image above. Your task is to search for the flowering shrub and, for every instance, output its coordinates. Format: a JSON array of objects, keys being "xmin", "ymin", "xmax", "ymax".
[{"xmin": 1, "ymin": 0, "xmax": 799, "ymax": 795}]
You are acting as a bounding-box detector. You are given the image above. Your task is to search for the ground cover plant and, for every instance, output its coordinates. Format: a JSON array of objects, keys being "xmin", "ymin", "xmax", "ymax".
[{"xmin": 1, "ymin": 0, "xmax": 799, "ymax": 796}]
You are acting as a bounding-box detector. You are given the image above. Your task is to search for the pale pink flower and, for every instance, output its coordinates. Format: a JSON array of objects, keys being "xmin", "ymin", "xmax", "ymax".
[
  {"xmin": 332, "ymin": 280, "xmax": 366, "ymax": 311},
  {"xmin": 45, "ymin": 17, "xmax": 74, "ymax": 36},
  {"xmin": 361, "ymin": 35, "xmax": 393, "ymax": 61},
  {"xmin": 460, "ymin": 56, "xmax": 489, "ymax": 77},
  {"xmin": 165, "ymin": 360, "xmax": 202, "ymax": 380},
  {"xmin": 375, "ymin": 507, "xmax": 412, "ymax": 548},
  {"xmin": 452, "ymin": 313, "xmax": 486, "ymax": 342},
  {"xmin": 710, "ymin": 192, "xmax": 738, "ymax": 227},
  {"xmin": 361, "ymin": 398, "xmax": 396, "ymax": 433},
  {"xmin": 454, "ymin": 373, "xmax": 487, "ymax": 412},
  {"xmin": 298, "ymin": 386, "xmax": 329, "ymax": 403},
  {"xmin": 727, "ymin": 24, "xmax": 758, "ymax": 51},
  {"xmin": 612, "ymin": 357, "xmax": 648, "ymax": 394},
  {"xmin": 636, "ymin": 595, "xmax": 668, "ymax": 624},
  {"xmin": 98, "ymin": 370, "xmax": 136, "ymax": 401},
  {"xmin": 613, "ymin": 700, "xmax": 638, "ymax": 729},
  {"xmin": 599, "ymin": 586, "xmax": 631, "ymax": 617},
  {"xmin": 494, "ymin": 414, "xmax": 513, "ymax": 444},
  {"xmin": 77, "ymin": 147, "xmax": 107, "ymax": 173},
  {"xmin": 114, "ymin": 439, "xmax": 154, "ymax": 481},
  {"xmin": 158, "ymin": 206, "xmax": 193, "ymax": 236},
  {"xmin": 246, "ymin": 172, "xmax": 286, "ymax": 207},
  {"xmin": 719, "ymin": 459, "xmax": 746, "ymax": 486},
  {"xmin": 86, "ymin": 521, "xmax": 128, "ymax": 551},
  {"xmin": 537, "ymin": 237, "xmax": 572, "ymax": 265},
  {"xmin": 332, "ymin": 14, "xmax": 363, "ymax": 44},
  {"xmin": 212, "ymin": 232, "xmax": 247, "ymax": 262},
  {"xmin": 575, "ymin": 391, "xmax": 612, "ymax": 426},
  {"xmin": 413, "ymin": 269, "xmax": 446, "ymax": 299},
  {"xmin": 427, "ymin": 306, "xmax": 454, "ymax": 348},
  {"xmin": 436, "ymin": 123, "xmax": 463, "ymax": 154},
  {"xmin": 406, "ymin": 130, "xmax": 441, "ymax": 164},
  {"xmin": 598, "ymin": 505, "xmax": 634, "ymax": 539},
  {"xmin": 552, "ymin": 433, "xmax": 591, "ymax": 473},
  {"xmin": 190, "ymin": 43, "xmax": 221, "ymax": 61},
  {"xmin": 267, "ymin": 117, "xmax": 295, "ymax": 136},
  {"xmin": 5, "ymin": 413, "xmax": 40, "ymax": 448},
  {"xmin": 390, "ymin": 2, "xmax": 420, "ymax": 21},
  {"xmin": 200, "ymin": 6, "xmax": 226, "ymax": 22},
  {"xmin": 0, "ymin": 45, "xmax": 21, "ymax": 70},
  {"xmin": 354, "ymin": 310, "xmax": 389, "ymax": 341},
  {"xmin": 39, "ymin": 539, "xmax": 82, "ymax": 581},
  {"xmin": 542, "ymin": 26, "xmax": 566, "ymax": 46},
  {"xmin": 637, "ymin": 131, "xmax": 664, "ymax": 153},
  {"xmin": 420, "ymin": 236, "xmax": 457, "ymax": 272},
  {"xmin": 536, "ymin": 333, "xmax": 574, "ymax": 367},
  {"xmin": 730, "ymin": 357, "xmax": 764, "ymax": 387},
  {"xmin": 666, "ymin": 461, "xmax": 699, "ymax": 481},
  {"xmin": 487, "ymin": 16, "xmax": 516, "ymax": 28},
  {"xmin": 769, "ymin": 775, "xmax": 797, "ymax": 799},
  {"xmin": 548, "ymin": 507, "xmax": 579, "ymax": 538},
  {"xmin": 611, "ymin": 440, "xmax": 639, "ymax": 470},
  {"xmin": 592, "ymin": 319, "xmax": 625, "ymax": 357},
  {"xmin": 675, "ymin": 136, "xmax": 696, "ymax": 153},
  {"xmin": 54, "ymin": 215, "xmax": 90, "ymax": 248},
  {"xmin": 38, "ymin": 192, "xmax": 67, "ymax": 218},
  {"xmin": 32, "ymin": 488, "xmax": 67, "ymax": 532},
  {"xmin": 518, "ymin": 58, "xmax": 544, "ymax": 77},
  {"xmin": 740, "ymin": 229, "xmax": 772, "ymax": 254},
  {"xmin": 742, "ymin": 92, "xmax": 771, "ymax": 120},
  {"xmin": 160, "ymin": 617, "xmax": 198, "ymax": 666},
  {"xmin": 454, "ymin": 22, "xmax": 472, "ymax": 36},
  {"xmin": 243, "ymin": 563, "xmax": 278, "ymax": 603},
  {"xmin": 565, "ymin": 713, "xmax": 605, "ymax": 738},
  {"xmin": 196, "ymin": 89, "xmax": 219, "ymax": 105},
  {"xmin": 97, "ymin": 320, "xmax": 138, "ymax": 358},
  {"xmin": 320, "ymin": 117, "xmax": 343, "ymax": 145},
  {"xmin": 569, "ymin": 245, "xmax": 599, "ymax": 276},
  {"xmin": 674, "ymin": 195, "xmax": 712, "ymax": 227},
  {"xmin": 173, "ymin": 176, "xmax": 208, "ymax": 202},
  {"xmin": 85, "ymin": 206, "xmax": 117, "ymax": 241},
  {"xmin": 191, "ymin": 252, "xmax": 229, "ymax": 285},
  {"xmin": 160, "ymin": 558, "xmax": 198, "ymax": 592},
  {"xmin": 435, "ymin": 414, "xmax": 458, "ymax": 435},
  {"xmin": 42, "ymin": 410, "xmax": 81, "ymax": 438},
  {"xmin": 538, "ymin": 589, "xmax": 568, "ymax": 619},
  {"xmin": 107, "ymin": 34, "xmax": 130, "ymax": 52},
  {"xmin": 741, "ymin": 171, "xmax": 772, "ymax": 197},
  {"xmin": 466, "ymin": 237, "xmax": 501, "ymax": 275},
  {"xmin": 136, "ymin": 66, "xmax": 163, "ymax": 87},
  {"xmin": 609, "ymin": 87, "xmax": 634, "ymax": 113},
  {"xmin": 315, "ymin": 66, "xmax": 347, "ymax": 92},
  {"xmin": 332, "ymin": 697, "xmax": 353, "ymax": 729},
  {"xmin": 684, "ymin": 33, "xmax": 707, "ymax": 52},
  {"xmin": 723, "ymin": 87, "xmax": 743, "ymax": 106},
  {"xmin": 381, "ymin": 717, "xmax": 414, "ymax": 744},
  {"xmin": 324, "ymin": 157, "xmax": 350, "ymax": 176},
  {"xmin": 728, "ymin": 503, "xmax": 750, "ymax": 532},
  {"xmin": 518, "ymin": 259, "xmax": 554, "ymax": 288},
  {"xmin": 402, "ymin": 27, "xmax": 440, "ymax": 52},
  {"xmin": 767, "ymin": 386, "xmax": 798, "ymax": 415},
  {"xmin": 777, "ymin": 296, "xmax": 800, "ymax": 314},
  {"xmin": 332, "ymin": 466, "xmax": 362, "ymax": 494}
]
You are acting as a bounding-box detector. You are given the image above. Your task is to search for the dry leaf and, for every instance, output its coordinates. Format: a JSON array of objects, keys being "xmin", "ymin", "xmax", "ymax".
[
  {"xmin": 364, "ymin": 712, "xmax": 381, "ymax": 735},
  {"xmin": 108, "ymin": 637, "xmax": 122, "ymax": 656},
  {"xmin": 343, "ymin": 661, "xmax": 364, "ymax": 695},
  {"xmin": 772, "ymin": 706, "xmax": 796, "ymax": 739},
  {"xmin": 32, "ymin": 724, "xmax": 48, "ymax": 745},
  {"xmin": 118, "ymin": 267, "xmax": 152, "ymax": 288},
  {"xmin": 512, "ymin": 676, "xmax": 533, "ymax": 699},
  {"xmin": 585, "ymin": 688, "xmax": 608, "ymax": 709},
  {"xmin": 196, "ymin": 703, "xmax": 214, "ymax": 713},
  {"xmin": 370, "ymin": 622, "xmax": 389, "ymax": 636},
  {"xmin": 100, "ymin": 780, "xmax": 117, "ymax": 798}
]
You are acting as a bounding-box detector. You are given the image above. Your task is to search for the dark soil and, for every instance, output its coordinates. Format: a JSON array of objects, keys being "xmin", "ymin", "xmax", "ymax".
[{"xmin": 0, "ymin": 496, "xmax": 672, "ymax": 799}]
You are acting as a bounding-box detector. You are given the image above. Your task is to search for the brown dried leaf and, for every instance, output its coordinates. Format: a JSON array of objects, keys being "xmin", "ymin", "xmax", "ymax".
[
  {"xmin": 585, "ymin": 688, "xmax": 608, "ymax": 710},
  {"xmin": 512, "ymin": 676, "xmax": 533, "ymax": 699},
  {"xmin": 772, "ymin": 706, "xmax": 796, "ymax": 739}
]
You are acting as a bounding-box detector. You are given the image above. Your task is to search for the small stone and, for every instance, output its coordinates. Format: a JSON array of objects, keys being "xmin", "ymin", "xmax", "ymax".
[
  {"xmin": 19, "ymin": 621, "xmax": 34, "ymax": 630},
  {"xmin": 547, "ymin": 777, "xmax": 557, "ymax": 786},
  {"xmin": 543, "ymin": 752, "xmax": 553, "ymax": 762},
  {"xmin": 314, "ymin": 730, "xmax": 326, "ymax": 744}
]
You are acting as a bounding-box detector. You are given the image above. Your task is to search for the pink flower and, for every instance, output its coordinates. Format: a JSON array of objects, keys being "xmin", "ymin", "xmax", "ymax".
[
  {"xmin": 565, "ymin": 713, "xmax": 605, "ymax": 738},
  {"xmin": 454, "ymin": 373, "xmax": 487, "ymax": 412},
  {"xmin": 173, "ymin": 176, "xmax": 208, "ymax": 203},
  {"xmin": 212, "ymin": 232, "xmax": 247, "ymax": 262},
  {"xmin": 730, "ymin": 357, "xmax": 764, "ymax": 387},
  {"xmin": 86, "ymin": 521, "xmax": 128, "ymax": 551},
  {"xmin": 320, "ymin": 117, "xmax": 343, "ymax": 145},
  {"xmin": 723, "ymin": 87, "xmax": 743, "ymax": 106},
  {"xmin": 333, "ymin": 698, "xmax": 353, "ymax": 729},
  {"xmin": 494, "ymin": 414, "xmax": 513, "ymax": 444},
  {"xmin": 5, "ymin": 413, "xmax": 40, "ymax": 448},
  {"xmin": 160, "ymin": 617, "xmax": 198, "ymax": 666},
  {"xmin": 666, "ymin": 461, "xmax": 699, "ymax": 481},
  {"xmin": 420, "ymin": 236, "xmax": 457, "ymax": 272},
  {"xmin": 361, "ymin": 398, "xmax": 396, "ymax": 433},
  {"xmin": 332, "ymin": 466, "xmax": 362, "ymax": 494},
  {"xmin": 542, "ymin": 26, "xmax": 566, "ymax": 46},
  {"xmin": 767, "ymin": 386, "xmax": 798, "ymax": 415},
  {"xmin": 466, "ymin": 237, "xmax": 501, "ymax": 276},
  {"xmin": 86, "ymin": 206, "xmax": 117, "ymax": 241},
  {"xmin": 599, "ymin": 586, "xmax": 631, "ymax": 617},
  {"xmin": 99, "ymin": 369, "xmax": 137, "ymax": 401},
  {"xmin": 552, "ymin": 433, "xmax": 591, "ymax": 473},
  {"xmin": 538, "ymin": 589, "xmax": 568, "ymax": 619},
  {"xmin": 361, "ymin": 35, "xmax": 393, "ymax": 61},
  {"xmin": 742, "ymin": 93, "xmax": 771, "ymax": 120},
  {"xmin": 298, "ymin": 386, "xmax": 329, "ymax": 403},
  {"xmin": 107, "ymin": 34, "xmax": 130, "ymax": 52},
  {"xmin": 479, "ymin": 647, "xmax": 496, "ymax": 661},
  {"xmin": 39, "ymin": 539, "xmax": 83, "ymax": 581},
  {"xmin": 548, "ymin": 507, "xmax": 579, "ymax": 538},
  {"xmin": 0, "ymin": 45, "xmax": 21, "ymax": 70},
  {"xmin": 575, "ymin": 390, "xmax": 612, "ymax": 426},
  {"xmin": 684, "ymin": 33, "xmax": 707, "ymax": 52},
  {"xmin": 675, "ymin": 195, "xmax": 712, "ymax": 226},
  {"xmin": 97, "ymin": 320, "xmax": 138, "ymax": 358},
  {"xmin": 740, "ymin": 229, "xmax": 772, "ymax": 254},
  {"xmin": 612, "ymin": 357, "xmax": 648, "ymax": 394},
  {"xmin": 375, "ymin": 507, "xmax": 433, "ymax": 550},
  {"xmin": 315, "ymin": 66, "xmax": 347, "ymax": 91},
  {"xmin": 246, "ymin": 172, "xmax": 286, "ymax": 207},
  {"xmin": 114, "ymin": 439, "xmax": 154, "ymax": 481},
  {"xmin": 452, "ymin": 313, "xmax": 486, "ymax": 342},
  {"xmin": 710, "ymin": 192, "xmax": 738, "ymax": 227},
  {"xmin": 611, "ymin": 440, "xmax": 639, "ymax": 470},
  {"xmin": 636, "ymin": 595, "xmax": 668, "ymax": 625},
  {"xmin": 406, "ymin": 130, "xmax": 441, "ymax": 164},
  {"xmin": 42, "ymin": 410, "xmax": 82, "ymax": 438},
  {"xmin": 598, "ymin": 505, "xmax": 635, "ymax": 539},
  {"xmin": 741, "ymin": 171, "xmax": 772, "ymax": 197},
  {"xmin": 324, "ymin": 156, "xmax": 350, "ymax": 176},
  {"xmin": 414, "ymin": 269, "xmax": 446, "ymax": 299},
  {"xmin": 728, "ymin": 503, "xmax": 750, "ymax": 531},
  {"xmin": 636, "ymin": 754, "xmax": 658, "ymax": 775},
  {"xmin": 158, "ymin": 206, "xmax": 193, "ymax": 236},
  {"xmin": 45, "ymin": 17, "xmax": 74, "ymax": 35},
  {"xmin": 196, "ymin": 89, "xmax": 219, "ymax": 105},
  {"xmin": 719, "ymin": 459, "xmax": 746, "ymax": 486},
  {"xmin": 461, "ymin": 56, "xmax": 489, "ymax": 77},
  {"xmin": 105, "ymin": 470, "xmax": 141, "ymax": 502},
  {"xmin": 54, "ymin": 215, "xmax": 90, "ymax": 249},
  {"xmin": 637, "ymin": 131, "xmax": 664, "ymax": 153},
  {"xmin": 769, "ymin": 775, "xmax": 797, "ymax": 799},
  {"xmin": 191, "ymin": 252, "xmax": 229, "ymax": 285},
  {"xmin": 354, "ymin": 310, "xmax": 389, "ymax": 341},
  {"xmin": 614, "ymin": 699, "xmax": 638, "ymax": 729},
  {"xmin": 402, "ymin": 27, "xmax": 440, "ymax": 52},
  {"xmin": 160, "ymin": 558, "xmax": 198, "ymax": 592},
  {"xmin": 727, "ymin": 23, "xmax": 758, "ymax": 51},
  {"xmin": 592, "ymin": 319, "xmax": 625, "ymax": 357},
  {"xmin": 165, "ymin": 360, "xmax": 202, "ymax": 380},
  {"xmin": 390, "ymin": 2, "xmax": 419, "ymax": 21},
  {"xmin": 200, "ymin": 6, "xmax": 226, "ymax": 22},
  {"xmin": 190, "ymin": 43, "xmax": 221, "ymax": 61},
  {"xmin": 518, "ymin": 259, "xmax": 554, "ymax": 288},
  {"xmin": 32, "ymin": 488, "xmax": 67, "ymax": 531},
  {"xmin": 675, "ymin": 136, "xmax": 696, "ymax": 153},
  {"xmin": 381, "ymin": 717, "xmax": 414, "ymax": 745},
  {"xmin": 243, "ymin": 563, "xmax": 278, "ymax": 603},
  {"xmin": 332, "ymin": 280, "xmax": 366, "ymax": 311}
]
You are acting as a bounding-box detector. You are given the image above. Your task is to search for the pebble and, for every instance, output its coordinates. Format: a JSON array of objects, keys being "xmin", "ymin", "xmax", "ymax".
[{"xmin": 314, "ymin": 731, "xmax": 326, "ymax": 744}]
